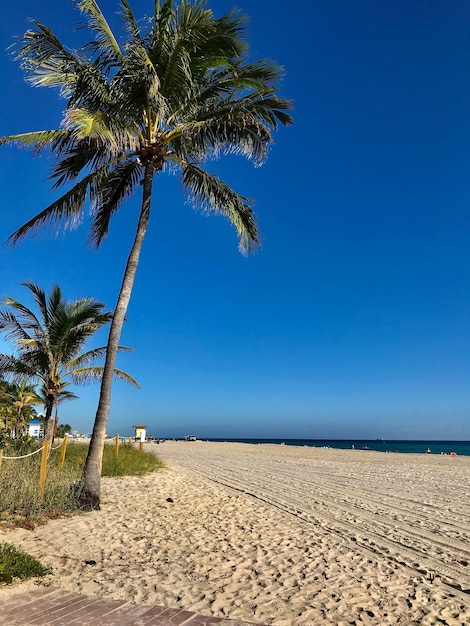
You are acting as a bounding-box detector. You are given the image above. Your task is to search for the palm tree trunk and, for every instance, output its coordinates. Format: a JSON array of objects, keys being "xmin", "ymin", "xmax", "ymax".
[
  {"xmin": 43, "ymin": 396, "xmax": 54, "ymax": 442},
  {"xmin": 80, "ymin": 165, "xmax": 154, "ymax": 510},
  {"xmin": 14, "ymin": 406, "xmax": 21, "ymax": 439},
  {"xmin": 51, "ymin": 402, "xmax": 59, "ymax": 445}
]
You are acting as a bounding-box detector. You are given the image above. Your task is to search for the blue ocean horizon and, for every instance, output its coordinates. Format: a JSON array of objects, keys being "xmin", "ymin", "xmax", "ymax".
[{"xmin": 204, "ymin": 438, "xmax": 470, "ymax": 457}]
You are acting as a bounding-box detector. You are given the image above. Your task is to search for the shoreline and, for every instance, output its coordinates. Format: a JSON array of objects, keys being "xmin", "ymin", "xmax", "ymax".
[
  {"xmin": 149, "ymin": 437, "xmax": 470, "ymax": 457},
  {"xmin": 1, "ymin": 441, "xmax": 470, "ymax": 624}
]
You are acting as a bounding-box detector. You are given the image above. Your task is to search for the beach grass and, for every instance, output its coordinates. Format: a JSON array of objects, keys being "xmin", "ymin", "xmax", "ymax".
[
  {"xmin": 57, "ymin": 441, "xmax": 165, "ymax": 477},
  {"xmin": 0, "ymin": 441, "xmax": 164, "ymax": 522}
]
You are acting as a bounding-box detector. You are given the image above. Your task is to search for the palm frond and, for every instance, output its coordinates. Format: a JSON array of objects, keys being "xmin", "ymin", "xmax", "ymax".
[
  {"xmin": 0, "ymin": 309, "xmax": 34, "ymax": 344},
  {"xmin": 148, "ymin": 1, "xmax": 174, "ymax": 65},
  {"xmin": 15, "ymin": 21, "xmax": 84, "ymax": 96},
  {"xmin": 67, "ymin": 298, "xmax": 113, "ymax": 325},
  {"xmin": 56, "ymin": 390, "xmax": 79, "ymax": 403},
  {"xmin": 181, "ymin": 163, "xmax": 259, "ymax": 253},
  {"xmin": 6, "ymin": 169, "xmax": 104, "ymax": 246},
  {"xmin": 111, "ymin": 367, "xmax": 140, "ymax": 387},
  {"xmin": 0, "ymin": 354, "xmax": 37, "ymax": 379},
  {"xmin": 90, "ymin": 158, "xmax": 143, "ymax": 247},
  {"xmin": 116, "ymin": 41, "xmax": 165, "ymax": 127},
  {"xmin": 76, "ymin": 0, "xmax": 122, "ymax": 62},
  {"xmin": 46, "ymin": 284, "xmax": 65, "ymax": 334},
  {"xmin": 67, "ymin": 60, "xmax": 116, "ymax": 111},
  {"xmin": 50, "ymin": 301, "xmax": 113, "ymax": 363},
  {"xmin": 169, "ymin": 115, "xmax": 271, "ymax": 166},
  {"xmin": 36, "ymin": 382, "xmax": 78, "ymax": 405},
  {"xmin": 19, "ymin": 281, "xmax": 50, "ymax": 329},
  {"xmin": 210, "ymin": 8, "xmax": 248, "ymax": 58},
  {"xmin": 223, "ymin": 59, "xmax": 284, "ymax": 88},
  {"xmin": 119, "ymin": 0, "xmax": 142, "ymax": 41},
  {"xmin": 66, "ymin": 346, "xmax": 110, "ymax": 368},
  {"xmin": 254, "ymin": 96, "xmax": 294, "ymax": 128},
  {"xmin": 156, "ymin": 1, "xmax": 213, "ymax": 100},
  {"xmin": 188, "ymin": 63, "xmax": 286, "ymax": 116},
  {"xmin": 70, "ymin": 366, "xmax": 139, "ymax": 387},
  {"xmin": 0, "ymin": 130, "xmax": 71, "ymax": 154},
  {"xmin": 63, "ymin": 108, "xmax": 119, "ymax": 150},
  {"xmin": 50, "ymin": 142, "xmax": 110, "ymax": 188},
  {"xmin": 193, "ymin": 90, "xmax": 293, "ymax": 130}
]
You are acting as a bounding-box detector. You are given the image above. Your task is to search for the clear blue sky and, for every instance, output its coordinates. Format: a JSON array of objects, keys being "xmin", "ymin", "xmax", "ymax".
[{"xmin": 0, "ymin": 0, "xmax": 469, "ymax": 440}]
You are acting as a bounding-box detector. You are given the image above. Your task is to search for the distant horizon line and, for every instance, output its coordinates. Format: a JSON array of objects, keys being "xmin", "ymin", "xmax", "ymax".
[
  {"xmin": 125, "ymin": 436, "xmax": 470, "ymax": 443},
  {"xmin": 70, "ymin": 432, "xmax": 470, "ymax": 444}
]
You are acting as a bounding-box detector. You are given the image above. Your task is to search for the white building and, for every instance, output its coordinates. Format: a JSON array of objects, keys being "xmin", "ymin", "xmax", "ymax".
[{"xmin": 27, "ymin": 419, "xmax": 43, "ymax": 439}]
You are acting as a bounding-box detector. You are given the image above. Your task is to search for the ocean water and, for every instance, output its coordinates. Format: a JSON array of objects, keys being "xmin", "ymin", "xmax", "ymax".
[{"xmin": 206, "ymin": 438, "xmax": 470, "ymax": 457}]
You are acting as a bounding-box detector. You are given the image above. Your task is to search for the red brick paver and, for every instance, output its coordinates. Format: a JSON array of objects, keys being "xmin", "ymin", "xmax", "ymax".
[{"xmin": 0, "ymin": 587, "xmax": 267, "ymax": 626}]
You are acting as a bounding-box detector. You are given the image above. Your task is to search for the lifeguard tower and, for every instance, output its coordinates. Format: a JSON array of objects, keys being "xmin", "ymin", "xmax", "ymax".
[{"xmin": 133, "ymin": 424, "xmax": 147, "ymax": 442}]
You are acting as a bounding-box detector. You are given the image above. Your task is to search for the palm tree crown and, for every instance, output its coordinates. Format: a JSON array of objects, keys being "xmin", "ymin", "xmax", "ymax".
[
  {"xmin": 0, "ymin": 281, "xmax": 138, "ymax": 440},
  {"xmin": 5, "ymin": 379, "xmax": 41, "ymax": 438},
  {"xmin": 3, "ymin": 0, "xmax": 292, "ymax": 251}
]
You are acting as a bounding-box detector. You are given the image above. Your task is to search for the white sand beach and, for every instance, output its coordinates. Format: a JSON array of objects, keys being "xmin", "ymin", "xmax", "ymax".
[{"xmin": 1, "ymin": 441, "xmax": 470, "ymax": 625}]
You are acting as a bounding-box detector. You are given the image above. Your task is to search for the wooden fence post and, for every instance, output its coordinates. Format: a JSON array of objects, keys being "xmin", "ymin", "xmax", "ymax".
[
  {"xmin": 38, "ymin": 440, "xmax": 49, "ymax": 497},
  {"xmin": 139, "ymin": 440, "xmax": 143, "ymax": 453},
  {"xmin": 114, "ymin": 434, "xmax": 119, "ymax": 458},
  {"xmin": 59, "ymin": 435, "xmax": 68, "ymax": 469}
]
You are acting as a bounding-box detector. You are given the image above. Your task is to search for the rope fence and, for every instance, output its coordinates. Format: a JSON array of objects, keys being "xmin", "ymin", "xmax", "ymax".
[
  {"xmin": 1, "ymin": 446, "xmax": 46, "ymax": 460},
  {"xmin": 0, "ymin": 440, "xmax": 62, "ymax": 460},
  {"xmin": 0, "ymin": 436, "xmax": 69, "ymax": 496},
  {"xmin": 1, "ymin": 433, "xmax": 132, "ymax": 496}
]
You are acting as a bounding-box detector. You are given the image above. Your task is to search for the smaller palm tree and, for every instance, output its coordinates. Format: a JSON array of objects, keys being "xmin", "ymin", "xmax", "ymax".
[
  {"xmin": 6, "ymin": 379, "xmax": 41, "ymax": 438},
  {"xmin": 0, "ymin": 379, "xmax": 15, "ymax": 434},
  {"xmin": 0, "ymin": 281, "xmax": 138, "ymax": 442}
]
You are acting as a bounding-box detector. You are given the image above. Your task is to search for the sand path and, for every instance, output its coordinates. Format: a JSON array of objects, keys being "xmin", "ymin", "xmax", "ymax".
[
  {"xmin": 155, "ymin": 442, "xmax": 470, "ymax": 624},
  {"xmin": 1, "ymin": 441, "xmax": 469, "ymax": 625}
]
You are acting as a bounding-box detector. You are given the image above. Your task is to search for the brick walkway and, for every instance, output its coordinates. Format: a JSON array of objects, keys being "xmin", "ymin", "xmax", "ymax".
[{"xmin": 0, "ymin": 587, "xmax": 267, "ymax": 626}]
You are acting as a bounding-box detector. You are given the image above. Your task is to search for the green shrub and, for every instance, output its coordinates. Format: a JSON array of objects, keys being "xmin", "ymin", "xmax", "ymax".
[
  {"xmin": 0, "ymin": 434, "xmax": 39, "ymax": 455},
  {"xmin": 0, "ymin": 543, "xmax": 50, "ymax": 582}
]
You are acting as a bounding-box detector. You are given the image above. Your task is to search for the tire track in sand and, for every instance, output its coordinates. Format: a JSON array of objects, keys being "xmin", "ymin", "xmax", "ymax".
[{"xmin": 157, "ymin": 443, "xmax": 470, "ymax": 599}]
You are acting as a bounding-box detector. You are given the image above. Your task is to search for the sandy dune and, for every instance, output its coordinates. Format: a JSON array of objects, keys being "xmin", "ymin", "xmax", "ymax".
[{"xmin": 1, "ymin": 441, "xmax": 469, "ymax": 625}]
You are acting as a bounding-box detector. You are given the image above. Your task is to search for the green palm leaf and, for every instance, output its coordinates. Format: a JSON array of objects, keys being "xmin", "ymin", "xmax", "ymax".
[
  {"xmin": 181, "ymin": 163, "xmax": 259, "ymax": 253},
  {"xmin": 0, "ymin": 130, "xmax": 71, "ymax": 154},
  {"xmin": 6, "ymin": 170, "xmax": 108, "ymax": 246},
  {"xmin": 16, "ymin": 21, "xmax": 80, "ymax": 94},
  {"xmin": 118, "ymin": 0, "xmax": 141, "ymax": 39},
  {"xmin": 70, "ymin": 366, "xmax": 139, "ymax": 387},
  {"xmin": 90, "ymin": 159, "xmax": 143, "ymax": 247},
  {"xmin": 67, "ymin": 345, "xmax": 133, "ymax": 369},
  {"xmin": 77, "ymin": 0, "xmax": 122, "ymax": 61}
]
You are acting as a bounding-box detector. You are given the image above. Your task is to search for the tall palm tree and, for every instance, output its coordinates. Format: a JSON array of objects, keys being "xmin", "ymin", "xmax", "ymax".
[
  {"xmin": 1, "ymin": 0, "xmax": 293, "ymax": 508},
  {"xmin": 0, "ymin": 281, "xmax": 138, "ymax": 442}
]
